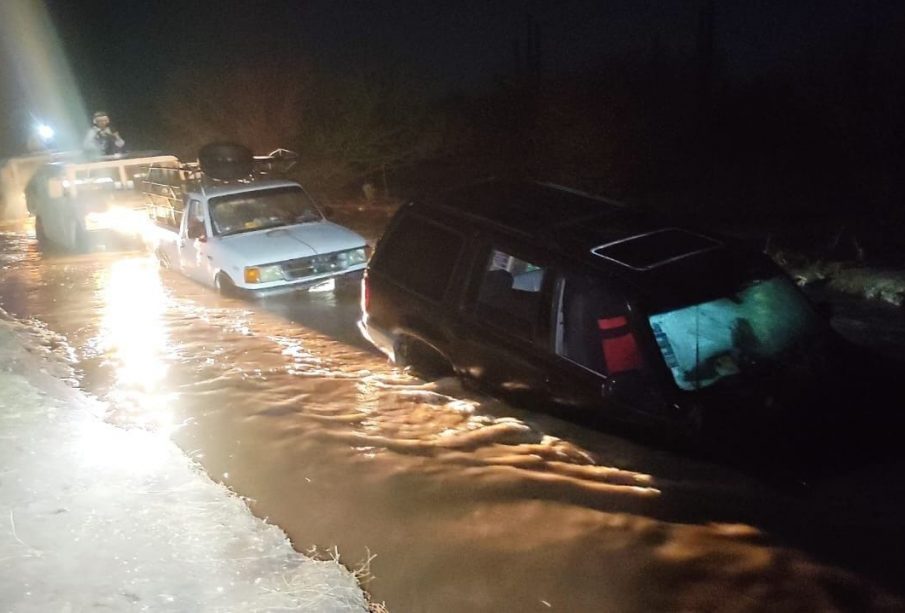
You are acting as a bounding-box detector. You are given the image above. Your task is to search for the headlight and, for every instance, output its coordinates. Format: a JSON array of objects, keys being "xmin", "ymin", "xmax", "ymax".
[
  {"xmin": 84, "ymin": 207, "xmax": 147, "ymax": 233},
  {"xmin": 244, "ymin": 265, "xmax": 284, "ymax": 284},
  {"xmin": 344, "ymin": 247, "xmax": 368, "ymax": 266}
]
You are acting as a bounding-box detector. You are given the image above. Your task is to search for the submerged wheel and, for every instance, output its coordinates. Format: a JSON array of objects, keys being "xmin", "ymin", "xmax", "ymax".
[
  {"xmin": 215, "ymin": 272, "xmax": 238, "ymax": 297},
  {"xmin": 155, "ymin": 248, "xmax": 171, "ymax": 269},
  {"xmin": 394, "ymin": 336, "xmax": 452, "ymax": 380}
]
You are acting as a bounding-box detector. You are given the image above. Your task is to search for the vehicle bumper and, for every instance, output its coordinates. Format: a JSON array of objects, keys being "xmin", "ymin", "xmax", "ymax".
[
  {"xmin": 358, "ymin": 316, "xmax": 395, "ymax": 360},
  {"xmin": 239, "ymin": 269, "xmax": 365, "ymax": 299}
]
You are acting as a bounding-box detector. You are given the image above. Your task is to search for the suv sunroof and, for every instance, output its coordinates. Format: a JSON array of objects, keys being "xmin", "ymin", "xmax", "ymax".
[{"xmin": 591, "ymin": 228, "xmax": 722, "ymax": 270}]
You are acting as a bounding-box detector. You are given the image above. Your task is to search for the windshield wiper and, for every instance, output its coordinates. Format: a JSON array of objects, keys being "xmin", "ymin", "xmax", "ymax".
[{"xmin": 220, "ymin": 221, "xmax": 288, "ymax": 236}]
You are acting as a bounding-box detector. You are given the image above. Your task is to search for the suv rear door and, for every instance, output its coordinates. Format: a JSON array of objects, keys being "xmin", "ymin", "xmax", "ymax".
[
  {"xmin": 543, "ymin": 269, "xmax": 666, "ymax": 420},
  {"xmin": 453, "ymin": 239, "xmax": 555, "ymax": 402}
]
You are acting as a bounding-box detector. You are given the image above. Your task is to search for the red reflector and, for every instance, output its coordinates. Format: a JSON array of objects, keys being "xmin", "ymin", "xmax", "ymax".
[{"xmin": 598, "ymin": 316, "xmax": 629, "ymax": 331}]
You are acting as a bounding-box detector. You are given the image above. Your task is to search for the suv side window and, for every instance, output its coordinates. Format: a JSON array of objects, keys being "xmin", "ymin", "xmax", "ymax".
[
  {"xmin": 475, "ymin": 248, "xmax": 547, "ymax": 341},
  {"xmin": 373, "ymin": 213, "xmax": 463, "ymax": 301},
  {"xmin": 554, "ymin": 274, "xmax": 643, "ymax": 377}
]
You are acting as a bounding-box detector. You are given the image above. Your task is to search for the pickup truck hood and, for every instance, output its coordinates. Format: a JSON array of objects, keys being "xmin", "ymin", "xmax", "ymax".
[{"xmin": 218, "ymin": 221, "xmax": 365, "ymax": 265}]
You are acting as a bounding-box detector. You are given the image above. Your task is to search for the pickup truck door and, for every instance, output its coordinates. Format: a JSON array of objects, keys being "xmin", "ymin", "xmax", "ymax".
[{"xmin": 179, "ymin": 199, "xmax": 211, "ymax": 284}]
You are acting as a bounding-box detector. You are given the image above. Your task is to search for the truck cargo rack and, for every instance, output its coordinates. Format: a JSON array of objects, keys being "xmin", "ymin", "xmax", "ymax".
[{"xmin": 141, "ymin": 148, "xmax": 299, "ymax": 232}]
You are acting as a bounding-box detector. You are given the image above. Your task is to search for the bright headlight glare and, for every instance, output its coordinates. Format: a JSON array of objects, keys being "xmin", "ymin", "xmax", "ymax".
[
  {"xmin": 245, "ymin": 265, "xmax": 283, "ymax": 284},
  {"xmin": 36, "ymin": 123, "xmax": 54, "ymax": 141},
  {"xmin": 84, "ymin": 207, "xmax": 147, "ymax": 232}
]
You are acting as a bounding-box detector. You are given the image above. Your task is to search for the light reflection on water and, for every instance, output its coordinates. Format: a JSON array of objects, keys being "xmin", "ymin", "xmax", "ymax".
[{"xmin": 93, "ymin": 257, "xmax": 178, "ymax": 433}]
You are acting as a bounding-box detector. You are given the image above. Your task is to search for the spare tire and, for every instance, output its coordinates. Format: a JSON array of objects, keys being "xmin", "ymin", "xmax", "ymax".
[{"xmin": 198, "ymin": 142, "xmax": 254, "ymax": 181}]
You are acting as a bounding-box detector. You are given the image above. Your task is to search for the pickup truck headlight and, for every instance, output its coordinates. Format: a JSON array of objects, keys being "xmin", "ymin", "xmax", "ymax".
[
  {"xmin": 244, "ymin": 265, "xmax": 284, "ymax": 284},
  {"xmin": 343, "ymin": 247, "xmax": 368, "ymax": 266}
]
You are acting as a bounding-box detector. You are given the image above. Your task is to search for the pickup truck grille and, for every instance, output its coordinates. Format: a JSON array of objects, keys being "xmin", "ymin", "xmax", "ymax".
[{"xmin": 281, "ymin": 252, "xmax": 349, "ymax": 280}]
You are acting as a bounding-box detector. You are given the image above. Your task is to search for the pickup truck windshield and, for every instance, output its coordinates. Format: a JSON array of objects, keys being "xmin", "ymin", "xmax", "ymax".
[
  {"xmin": 209, "ymin": 187, "xmax": 322, "ymax": 236},
  {"xmin": 648, "ymin": 276, "xmax": 822, "ymax": 391}
]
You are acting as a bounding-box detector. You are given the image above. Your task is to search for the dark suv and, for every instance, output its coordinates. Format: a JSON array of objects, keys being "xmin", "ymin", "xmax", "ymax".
[{"xmin": 359, "ymin": 180, "xmax": 857, "ymax": 444}]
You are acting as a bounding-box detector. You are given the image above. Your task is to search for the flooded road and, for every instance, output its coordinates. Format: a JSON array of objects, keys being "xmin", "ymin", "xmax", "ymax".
[{"xmin": 1, "ymin": 225, "xmax": 903, "ymax": 612}]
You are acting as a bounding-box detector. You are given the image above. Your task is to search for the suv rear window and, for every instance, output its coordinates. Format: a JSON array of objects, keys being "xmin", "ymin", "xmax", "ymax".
[{"xmin": 375, "ymin": 213, "xmax": 463, "ymax": 301}]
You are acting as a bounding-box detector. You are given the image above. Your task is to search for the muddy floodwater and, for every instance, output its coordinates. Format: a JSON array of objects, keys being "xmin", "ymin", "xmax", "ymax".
[{"xmin": 1, "ymin": 223, "xmax": 904, "ymax": 612}]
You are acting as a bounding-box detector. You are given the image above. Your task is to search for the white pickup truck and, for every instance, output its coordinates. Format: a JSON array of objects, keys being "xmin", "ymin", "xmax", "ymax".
[{"xmin": 148, "ymin": 177, "xmax": 369, "ymax": 297}]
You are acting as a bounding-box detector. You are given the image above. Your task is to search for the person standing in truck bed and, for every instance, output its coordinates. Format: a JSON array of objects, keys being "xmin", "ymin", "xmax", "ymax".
[{"xmin": 83, "ymin": 111, "xmax": 125, "ymax": 156}]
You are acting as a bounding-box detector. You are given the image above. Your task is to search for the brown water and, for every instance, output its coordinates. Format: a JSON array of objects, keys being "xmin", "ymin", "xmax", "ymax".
[{"xmin": 1, "ymin": 225, "xmax": 903, "ymax": 612}]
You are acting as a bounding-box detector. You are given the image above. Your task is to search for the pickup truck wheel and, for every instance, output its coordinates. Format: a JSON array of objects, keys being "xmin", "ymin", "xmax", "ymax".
[
  {"xmin": 155, "ymin": 248, "xmax": 170, "ymax": 269},
  {"xmin": 215, "ymin": 273, "xmax": 237, "ymax": 297}
]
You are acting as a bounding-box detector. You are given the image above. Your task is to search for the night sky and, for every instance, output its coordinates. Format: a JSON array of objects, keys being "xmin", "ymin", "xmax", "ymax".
[{"xmin": 2, "ymin": 0, "xmax": 904, "ymax": 156}]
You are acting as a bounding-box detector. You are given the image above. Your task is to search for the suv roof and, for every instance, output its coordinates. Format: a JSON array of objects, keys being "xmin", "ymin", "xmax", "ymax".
[
  {"xmin": 419, "ymin": 180, "xmax": 776, "ymax": 311},
  {"xmin": 428, "ymin": 180, "xmax": 628, "ymax": 235}
]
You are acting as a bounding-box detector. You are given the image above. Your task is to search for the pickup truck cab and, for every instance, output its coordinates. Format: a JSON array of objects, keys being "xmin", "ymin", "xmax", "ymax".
[
  {"xmin": 26, "ymin": 153, "xmax": 179, "ymax": 252},
  {"xmin": 150, "ymin": 178, "xmax": 369, "ymax": 297}
]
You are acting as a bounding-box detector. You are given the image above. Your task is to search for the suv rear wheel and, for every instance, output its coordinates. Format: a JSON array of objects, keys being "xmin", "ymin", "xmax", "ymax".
[
  {"xmin": 155, "ymin": 247, "xmax": 171, "ymax": 269},
  {"xmin": 394, "ymin": 336, "xmax": 453, "ymax": 380}
]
